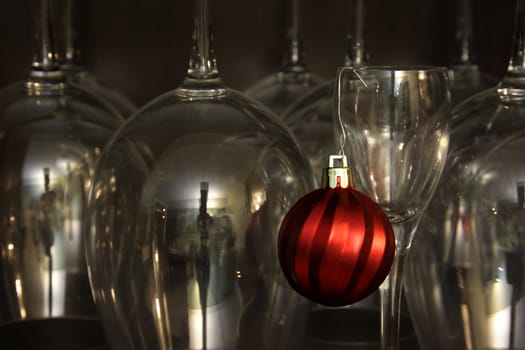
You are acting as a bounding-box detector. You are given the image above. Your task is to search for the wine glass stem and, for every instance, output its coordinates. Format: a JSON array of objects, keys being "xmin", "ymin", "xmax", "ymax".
[
  {"xmin": 186, "ymin": 0, "xmax": 219, "ymax": 79},
  {"xmin": 501, "ymin": 0, "xmax": 525, "ymax": 90},
  {"xmin": 380, "ymin": 219, "xmax": 418, "ymax": 350},
  {"xmin": 283, "ymin": 0, "xmax": 305, "ymax": 69},
  {"xmin": 508, "ymin": 0, "xmax": 525, "ymax": 72},
  {"xmin": 63, "ymin": 0, "xmax": 78, "ymax": 64},
  {"xmin": 344, "ymin": 0, "xmax": 367, "ymax": 66},
  {"xmin": 380, "ymin": 247, "xmax": 407, "ymax": 350},
  {"xmin": 454, "ymin": 0, "xmax": 474, "ymax": 65},
  {"xmin": 33, "ymin": 0, "xmax": 59, "ymax": 71}
]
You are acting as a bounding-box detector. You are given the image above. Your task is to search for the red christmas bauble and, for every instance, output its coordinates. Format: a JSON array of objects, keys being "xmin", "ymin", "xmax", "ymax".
[{"xmin": 277, "ymin": 186, "xmax": 395, "ymax": 307}]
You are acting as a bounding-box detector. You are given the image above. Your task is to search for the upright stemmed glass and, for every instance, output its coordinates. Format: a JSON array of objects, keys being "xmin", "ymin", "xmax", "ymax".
[{"xmin": 335, "ymin": 66, "xmax": 451, "ymax": 350}]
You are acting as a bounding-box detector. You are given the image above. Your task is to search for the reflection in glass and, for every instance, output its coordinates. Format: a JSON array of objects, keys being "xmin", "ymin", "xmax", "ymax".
[
  {"xmin": 184, "ymin": 182, "xmax": 241, "ymax": 349},
  {"xmin": 84, "ymin": 0, "xmax": 315, "ymax": 349}
]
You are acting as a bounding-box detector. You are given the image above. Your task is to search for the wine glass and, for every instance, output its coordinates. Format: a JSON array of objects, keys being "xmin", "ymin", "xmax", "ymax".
[
  {"xmin": 404, "ymin": 0, "xmax": 525, "ymax": 349},
  {"xmin": 0, "ymin": 0, "xmax": 122, "ymax": 326},
  {"xmin": 282, "ymin": 0, "xmax": 368, "ymax": 183},
  {"xmin": 447, "ymin": 0, "xmax": 497, "ymax": 106},
  {"xmin": 336, "ymin": 66, "xmax": 451, "ymax": 350},
  {"xmin": 245, "ymin": 0, "xmax": 323, "ymax": 115},
  {"xmin": 462, "ymin": 133, "xmax": 525, "ymax": 350},
  {"xmin": 83, "ymin": 0, "xmax": 315, "ymax": 349},
  {"xmin": 57, "ymin": 0, "xmax": 137, "ymax": 118}
]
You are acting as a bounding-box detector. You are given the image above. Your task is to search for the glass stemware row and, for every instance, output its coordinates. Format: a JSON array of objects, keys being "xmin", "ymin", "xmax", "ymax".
[{"xmin": 0, "ymin": 1, "xmax": 517, "ymax": 350}]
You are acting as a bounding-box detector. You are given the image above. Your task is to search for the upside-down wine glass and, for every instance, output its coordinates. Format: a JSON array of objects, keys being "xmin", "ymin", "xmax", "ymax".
[
  {"xmin": 244, "ymin": 0, "xmax": 323, "ymax": 115},
  {"xmin": 57, "ymin": 0, "xmax": 137, "ymax": 118},
  {"xmin": 447, "ymin": 0, "xmax": 496, "ymax": 106},
  {"xmin": 336, "ymin": 66, "xmax": 451, "ymax": 350},
  {"xmin": 405, "ymin": 131, "xmax": 525, "ymax": 350},
  {"xmin": 404, "ymin": 0, "xmax": 525, "ymax": 348},
  {"xmin": 0, "ymin": 0, "xmax": 122, "ymax": 325},
  {"xmin": 83, "ymin": 0, "xmax": 315, "ymax": 349},
  {"xmin": 282, "ymin": 0, "xmax": 368, "ymax": 183},
  {"xmin": 459, "ymin": 132, "xmax": 525, "ymax": 350}
]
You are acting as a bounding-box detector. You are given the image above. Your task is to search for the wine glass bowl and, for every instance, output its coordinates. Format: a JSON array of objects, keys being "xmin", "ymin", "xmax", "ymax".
[
  {"xmin": 85, "ymin": 87, "xmax": 314, "ymax": 349},
  {"xmin": 337, "ymin": 66, "xmax": 451, "ymax": 230}
]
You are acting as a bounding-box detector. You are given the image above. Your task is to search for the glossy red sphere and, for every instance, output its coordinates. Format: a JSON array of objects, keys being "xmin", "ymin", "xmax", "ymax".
[{"xmin": 278, "ymin": 186, "xmax": 395, "ymax": 306}]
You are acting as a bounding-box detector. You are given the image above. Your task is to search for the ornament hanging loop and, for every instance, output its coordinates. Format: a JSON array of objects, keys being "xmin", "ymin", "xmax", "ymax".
[
  {"xmin": 323, "ymin": 155, "xmax": 353, "ymax": 189},
  {"xmin": 335, "ymin": 66, "xmax": 368, "ymax": 156}
]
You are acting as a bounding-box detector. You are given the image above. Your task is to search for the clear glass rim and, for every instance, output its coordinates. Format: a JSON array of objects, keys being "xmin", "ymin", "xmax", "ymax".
[{"xmin": 338, "ymin": 65, "xmax": 448, "ymax": 74}]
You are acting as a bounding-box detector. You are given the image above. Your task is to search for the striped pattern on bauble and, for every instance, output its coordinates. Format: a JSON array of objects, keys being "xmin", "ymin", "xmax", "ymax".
[{"xmin": 277, "ymin": 187, "xmax": 395, "ymax": 307}]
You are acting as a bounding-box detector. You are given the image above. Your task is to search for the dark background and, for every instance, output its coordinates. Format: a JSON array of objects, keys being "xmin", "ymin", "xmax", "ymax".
[{"xmin": 0, "ymin": 0, "xmax": 516, "ymax": 106}]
